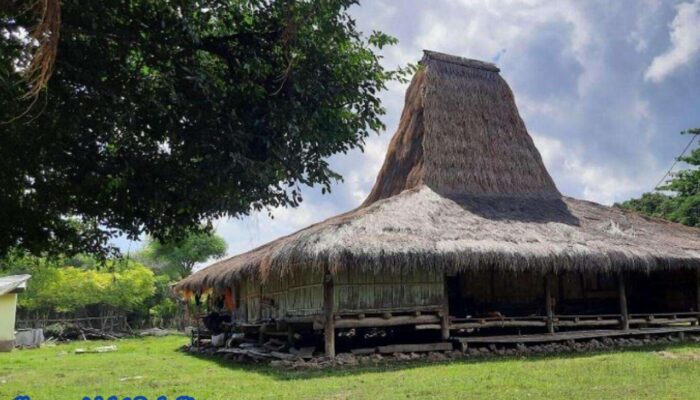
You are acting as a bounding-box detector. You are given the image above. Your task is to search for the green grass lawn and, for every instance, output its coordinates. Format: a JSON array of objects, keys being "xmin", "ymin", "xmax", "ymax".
[{"xmin": 1, "ymin": 336, "xmax": 700, "ymax": 400}]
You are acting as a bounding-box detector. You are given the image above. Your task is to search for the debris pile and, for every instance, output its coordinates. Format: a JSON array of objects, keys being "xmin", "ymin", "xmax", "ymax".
[
  {"xmin": 190, "ymin": 337, "xmax": 319, "ymax": 362},
  {"xmin": 44, "ymin": 322, "xmax": 126, "ymax": 341}
]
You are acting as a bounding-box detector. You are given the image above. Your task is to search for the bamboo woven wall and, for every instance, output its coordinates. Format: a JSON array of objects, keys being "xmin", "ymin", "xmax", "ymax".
[
  {"xmin": 237, "ymin": 267, "xmax": 444, "ymax": 322},
  {"xmin": 334, "ymin": 266, "xmax": 443, "ymax": 313}
]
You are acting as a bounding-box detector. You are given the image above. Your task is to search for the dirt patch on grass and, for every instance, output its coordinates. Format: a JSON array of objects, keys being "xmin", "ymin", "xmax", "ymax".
[{"xmin": 655, "ymin": 350, "xmax": 700, "ymax": 360}]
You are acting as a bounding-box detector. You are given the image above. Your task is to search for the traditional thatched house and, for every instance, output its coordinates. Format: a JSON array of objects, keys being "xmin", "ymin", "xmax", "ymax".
[{"xmin": 176, "ymin": 51, "xmax": 700, "ymax": 356}]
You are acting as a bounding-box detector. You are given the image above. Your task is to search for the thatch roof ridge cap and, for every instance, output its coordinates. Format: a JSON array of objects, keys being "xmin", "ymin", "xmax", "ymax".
[{"xmin": 422, "ymin": 50, "xmax": 500, "ymax": 73}]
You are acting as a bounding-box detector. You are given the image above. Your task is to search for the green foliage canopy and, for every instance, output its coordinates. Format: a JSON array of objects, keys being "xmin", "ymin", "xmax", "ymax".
[
  {"xmin": 2, "ymin": 254, "xmax": 155, "ymax": 314},
  {"xmin": 0, "ymin": 0, "xmax": 411, "ymax": 257},
  {"xmin": 139, "ymin": 230, "xmax": 227, "ymax": 279}
]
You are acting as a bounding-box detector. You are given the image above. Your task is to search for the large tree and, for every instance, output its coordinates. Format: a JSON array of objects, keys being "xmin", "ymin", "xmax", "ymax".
[
  {"xmin": 618, "ymin": 128, "xmax": 700, "ymax": 227},
  {"xmin": 138, "ymin": 230, "xmax": 227, "ymax": 279},
  {"xmin": 0, "ymin": 0, "xmax": 409, "ymax": 257}
]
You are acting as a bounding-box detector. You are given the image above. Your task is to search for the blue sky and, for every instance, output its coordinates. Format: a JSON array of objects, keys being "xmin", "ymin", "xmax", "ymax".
[{"xmin": 116, "ymin": 0, "xmax": 700, "ymax": 266}]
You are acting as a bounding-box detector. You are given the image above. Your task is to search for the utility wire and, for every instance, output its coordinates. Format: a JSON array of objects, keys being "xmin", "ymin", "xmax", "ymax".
[{"xmin": 653, "ymin": 132, "xmax": 698, "ymax": 190}]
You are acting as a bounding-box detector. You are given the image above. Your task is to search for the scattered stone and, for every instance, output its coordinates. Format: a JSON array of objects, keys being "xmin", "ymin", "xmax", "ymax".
[
  {"xmin": 270, "ymin": 351, "xmax": 297, "ymax": 360},
  {"xmin": 447, "ymin": 350, "xmax": 463, "ymax": 359},
  {"xmin": 336, "ymin": 353, "xmax": 358, "ymax": 366},
  {"xmin": 269, "ymin": 360, "xmax": 286, "ymax": 368},
  {"xmin": 427, "ymin": 352, "xmax": 448, "ymax": 362},
  {"xmin": 351, "ymin": 347, "xmax": 376, "ymax": 355},
  {"xmin": 289, "ymin": 346, "xmax": 315, "ymax": 359}
]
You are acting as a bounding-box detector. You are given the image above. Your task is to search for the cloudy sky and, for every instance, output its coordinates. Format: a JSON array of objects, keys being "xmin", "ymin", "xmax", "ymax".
[{"xmin": 119, "ymin": 0, "xmax": 700, "ymax": 264}]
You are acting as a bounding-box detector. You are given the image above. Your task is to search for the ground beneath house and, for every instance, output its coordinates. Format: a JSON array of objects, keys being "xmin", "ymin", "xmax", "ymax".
[{"xmin": 2, "ymin": 335, "xmax": 700, "ymax": 399}]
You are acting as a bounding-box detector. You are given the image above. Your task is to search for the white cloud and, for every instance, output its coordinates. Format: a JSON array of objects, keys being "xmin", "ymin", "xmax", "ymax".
[
  {"xmin": 532, "ymin": 134, "xmax": 658, "ymax": 205},
  {"xmin": 645, "ymin": 0, "xmax": 700, "ymax": 82},
  {"xmin": 627, "ymin": 0, "xmax": 663, "ymax": 53},
  {"xmin": 213, "ymin": 198, "xmax": 339, "ymax": 258}
]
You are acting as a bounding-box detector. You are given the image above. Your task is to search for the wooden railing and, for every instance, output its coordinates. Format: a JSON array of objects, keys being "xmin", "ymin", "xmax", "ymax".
[{"xmin": 447, "ymin": 311, "xmax": 700, "ymax": 331}]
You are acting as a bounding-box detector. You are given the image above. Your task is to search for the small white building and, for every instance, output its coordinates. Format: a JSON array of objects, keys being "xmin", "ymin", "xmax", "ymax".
[{"xmin": 0, "ymin": 274, "xmax": 31, "ymax": 352}]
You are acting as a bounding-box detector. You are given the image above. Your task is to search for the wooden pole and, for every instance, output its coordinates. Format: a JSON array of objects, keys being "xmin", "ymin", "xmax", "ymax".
[
  {"xmin": 618, "ymin": 272, "xmax": 629, "ymax": 331},
  {"xmin": 545, "ymin": 274, "xmax": 554, "ymax": 334},
  {"xmin": 696, "ymin": 269, "xmax": 700, "ymax": 325},
  {"xmin": 441, "ymin": 274, "xmax": 450, "ymax": 340},
  {"xmin": 258, "ymin": 284, "xmax": 263, "ymax": 322},
  {"xmin": 323, "ymin": 267, "xmax": 335, "ymax": 358},
  {"xmin": 287, "ymin": 324, "xmax": 296, "ymax": 346}
]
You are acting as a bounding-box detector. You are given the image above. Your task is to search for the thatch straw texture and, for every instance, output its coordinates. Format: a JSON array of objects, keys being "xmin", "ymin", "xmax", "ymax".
[{"xmin": 176, "ymin": 50, "xmax": 700, "ymax": 292}]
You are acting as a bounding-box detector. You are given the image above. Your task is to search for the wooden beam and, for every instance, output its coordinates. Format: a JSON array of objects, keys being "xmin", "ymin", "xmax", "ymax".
[
  {"xmin": 696, "ymin": 269, "xmax": 700, "ymax": 325},
  {"xmin": 557, "ymin": 319, "xmax": 619, "ymax": 327},
  {"xmin": 377, "ymin": 342, "xmax": 453, "ymax": 354},
  {"xmin": 323, "ymin": 267, "xmax": 335, "ymax": 358},
  {"xmin": 545, "ymin": 274, "xmax": 554, "ymax": 334},
  {"xmin": 455, "ymin": 326, "xmax": 700, "ymax": 344},
  {"xmin": 643, "ymin": 317, "xmax": 697, "ymax": 325},
  {"xmin": 414, "ymin": 324, "xmax": 441, "ymax": 330},
  {"xmin": 258, "ymin": 284, "xmax": 263, "ymax": 322},
  {"xmin": 451, "ymin": 320, "xmax": 547, "ymax": 329},
  {"xmin": 618, "ymin": 272, "xmax": 629, "ymax": 331},
  {"xmin": 350, "ymin": 347, "xmax": 376, "ymax": 355},
  {"xmin": 441, "ymin": 274, "xmax": 450, "ymax": 340},
  {"xmin": 329, "ymin": 314, "xmax": 440, "ymax": 329}
]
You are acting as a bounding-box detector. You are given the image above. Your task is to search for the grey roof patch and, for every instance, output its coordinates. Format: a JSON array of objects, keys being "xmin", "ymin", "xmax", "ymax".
[
  {"xmin": 0, "ymin": 274, "xmax": 31, "ymax": 295},
  {"xmin": 422, "ymin": 50, "xmax": 500, "ymax": 73}
]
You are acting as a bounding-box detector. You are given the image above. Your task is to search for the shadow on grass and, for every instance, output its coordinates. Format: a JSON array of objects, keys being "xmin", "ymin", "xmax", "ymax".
[{"xmin": 180, "ymin": 341, "xmax": 700, "ymax": 381}]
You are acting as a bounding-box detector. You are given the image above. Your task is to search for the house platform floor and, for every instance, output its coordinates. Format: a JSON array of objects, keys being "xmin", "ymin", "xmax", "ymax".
[{"xmin": 453, "ymin": 326, "xmax": 700, "ymax": 345}]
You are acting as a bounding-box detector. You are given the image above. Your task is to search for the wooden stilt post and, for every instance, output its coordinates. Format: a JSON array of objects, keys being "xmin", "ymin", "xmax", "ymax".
[
  {"xmin": 696, "ymin": 269, "xmax": 700, "ymax": 325},
  {"xmin": 545, "ymin": 274, "xmax": 554, "ymax": 334},
  {"xmin": 287, "ymin": 324, "xmax": 296, "ymax": 346},
  {"xmin": 258, "ymin": 284, "xmax": 265, "ymax": 344},
  {"xmin": 618, "ymin": 272, "xmax": 629, "ymax": 331},
  {"xmin": 441, "ymin": 275, "xmax": 450, "ymax": 340},
  {"xmin": 323, "ymin": 267, "xmax": 335, "ymax": 358},
  {"xmin": 258, "ymin": 324, "xmax": 266, "ymax": 345},
  {"xmin": 258, "ymin": 284, "xmax": 263, "ymax": 322}
]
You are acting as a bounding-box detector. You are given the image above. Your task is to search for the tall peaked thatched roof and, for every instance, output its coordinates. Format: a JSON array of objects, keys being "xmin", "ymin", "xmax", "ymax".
[
  {"xmin": 176, "ymin": 50, "xmax": 700, "ymax": 292},
  {"xmin": 364, "ymin": 51, "xmax": 559, "ymax": 206}
]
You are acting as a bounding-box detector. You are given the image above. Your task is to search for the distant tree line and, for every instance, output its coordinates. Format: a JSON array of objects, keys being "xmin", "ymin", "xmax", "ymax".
[{"xmin": 0, "ymin": 230, "xmax": 227, "ymax": 328}]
